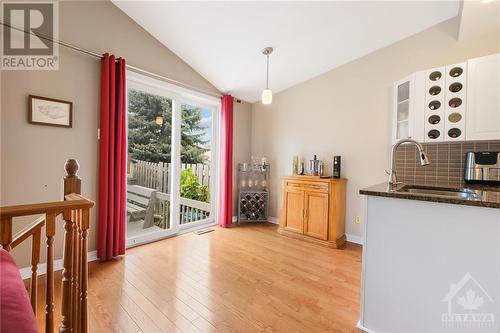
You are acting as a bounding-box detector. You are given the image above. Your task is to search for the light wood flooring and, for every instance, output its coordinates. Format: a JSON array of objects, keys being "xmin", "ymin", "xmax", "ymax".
[{"xmin": 35, "ymin": 223, "xmax": 362, "ymax": 333}]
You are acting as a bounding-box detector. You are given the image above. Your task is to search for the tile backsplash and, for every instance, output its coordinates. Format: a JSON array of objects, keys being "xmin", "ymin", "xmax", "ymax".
[{"xmin": 395, "ymin": 140, "xmax": 500, "ymax": 185}]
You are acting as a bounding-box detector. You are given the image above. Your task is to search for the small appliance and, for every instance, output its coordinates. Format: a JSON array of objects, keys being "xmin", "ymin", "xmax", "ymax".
[
  {"xmin": 309, "ymin": 155, "xmax": 320, "ymax": 176},
  {"xmin": 464, "ymin": 151, "xmax": 500, "ymax": 184},
  {"xmin": 333, "ymin": 156, "xmax": 341, "ymax": 178}
]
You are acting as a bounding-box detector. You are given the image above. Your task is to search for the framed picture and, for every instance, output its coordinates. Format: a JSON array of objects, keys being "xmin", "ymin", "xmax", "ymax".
[{"xmin": 28, "ymin": 95, "xmax": 73, "ymax": 128}]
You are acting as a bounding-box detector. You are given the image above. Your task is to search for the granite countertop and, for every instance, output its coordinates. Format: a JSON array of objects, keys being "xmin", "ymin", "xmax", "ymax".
[{"xmin": 360, "ymin": 181, "xmax": 500, "ymax": 209}]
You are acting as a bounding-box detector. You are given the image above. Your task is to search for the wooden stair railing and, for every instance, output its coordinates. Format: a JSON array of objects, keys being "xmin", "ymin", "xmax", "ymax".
[{"xmin": 0, "ymin": 159, "xmax": 94, "ymax": 333}]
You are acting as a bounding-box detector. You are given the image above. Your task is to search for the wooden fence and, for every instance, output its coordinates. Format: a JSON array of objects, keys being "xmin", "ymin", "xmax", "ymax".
[{"xmin": 132, "ymin": 160, "xmax": 211, "ymax": 193}]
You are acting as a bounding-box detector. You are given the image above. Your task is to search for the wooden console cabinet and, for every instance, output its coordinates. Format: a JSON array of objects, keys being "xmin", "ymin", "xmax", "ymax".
[{"xmin": 278, "ymin": 175, "xmax": 347, "ymax": 248}]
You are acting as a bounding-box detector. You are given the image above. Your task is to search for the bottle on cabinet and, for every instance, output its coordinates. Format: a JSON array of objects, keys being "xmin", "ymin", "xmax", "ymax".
[{"xmin": 309, "ymin": 155, "xmax": 320, "ymax": 176}]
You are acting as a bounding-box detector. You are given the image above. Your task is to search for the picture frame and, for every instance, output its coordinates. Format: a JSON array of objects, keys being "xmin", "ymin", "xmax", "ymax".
[{"xmin": 28, "ymin": 95, "xmax": 73, "ymax": 128}]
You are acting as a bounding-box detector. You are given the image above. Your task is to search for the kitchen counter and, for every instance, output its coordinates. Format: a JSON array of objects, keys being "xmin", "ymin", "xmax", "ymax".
[
  {"xmin": 359, "ymin": 181, "xmax": 500, "ymax": 209},
  {"xmin": 358, "ymin": 183, "xmax": 500, "ymax": 332}
]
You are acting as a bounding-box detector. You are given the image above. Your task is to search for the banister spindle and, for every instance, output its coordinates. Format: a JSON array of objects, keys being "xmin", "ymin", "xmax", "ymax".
[
  {"xmin": 30, "ymin": 228, "xmax": 42, "ymax": 315},
  {"xmin": 79, "ymin": 208, "xmax": 90, "ymax": 333},
  {"xmin": 60, "ymin": 209, "xmax": 74, "ymax": 333},
  {"xmin": 45, "ymin": 212, "xmax": 56, "ymax": 333},
  {"xmin": 0, "ymin": 217, "xmax": 12, "ymax": 251},
  {"xmin": 71, "ymin": 210, "xmax": 81, "ymax": 333}
]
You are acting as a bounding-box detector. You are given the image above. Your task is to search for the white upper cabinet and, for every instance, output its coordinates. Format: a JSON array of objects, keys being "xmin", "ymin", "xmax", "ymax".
[
  {"xmin": 466, "ymin": 53, "xmax": 500, "ymax": 141},
  {"xmin": 392, "ymin": 52, "xmax": 499, "ymax": 143}
]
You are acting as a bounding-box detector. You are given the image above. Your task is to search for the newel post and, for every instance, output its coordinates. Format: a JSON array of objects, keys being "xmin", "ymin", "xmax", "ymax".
[
  {"xmin": 61, "ymin": 159, "xmax": 81, "ymax": 333},
  {"xmin": 64, "ymin": 159, "xmax": 81, "ymax": 196}
]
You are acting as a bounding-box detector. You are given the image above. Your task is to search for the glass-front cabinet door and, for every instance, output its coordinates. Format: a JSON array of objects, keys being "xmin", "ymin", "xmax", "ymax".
[{"xmin": 392, "ymin": 75, "xmax": 414, "ymax": 143}]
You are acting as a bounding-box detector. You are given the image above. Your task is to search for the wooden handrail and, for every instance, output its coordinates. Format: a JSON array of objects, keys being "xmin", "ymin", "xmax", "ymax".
[
  {"xmin": 10, "ymin": 215, "xmax": 45, "ymax": 249},
  {"xmin": 0, "ymin": 159, "xmax": 93, "ymax": 333},
  {"xmin": 0, "ymin": 197, "xmax": 93, "ymax": 219}
]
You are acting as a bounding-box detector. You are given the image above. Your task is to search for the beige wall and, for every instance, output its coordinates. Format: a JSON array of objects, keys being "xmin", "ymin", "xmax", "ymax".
[
  {"xmin": 233, "ymin": 100, "xmax": 252, "ymax": 217},
  {"xmin": 251, "ymin": 18, "xmax": 500, "ymax": 238},
  {"xmin": 0, "ymin": 0, "xmax": 251, "ymax": 267}
]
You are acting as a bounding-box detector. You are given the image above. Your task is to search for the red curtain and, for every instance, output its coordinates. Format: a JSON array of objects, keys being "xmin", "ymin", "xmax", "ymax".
[
  {"xmin": 219, "ymin": 95, "xmax": 234, "ymax": 227},
  {"xmin": 98, "ymin": 53, "xmax": 126, "ymax": 260}
]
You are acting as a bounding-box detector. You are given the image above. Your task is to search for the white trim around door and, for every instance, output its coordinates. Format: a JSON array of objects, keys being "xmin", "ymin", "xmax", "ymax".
[{"xmin": 126, "ymin": 70, "xmax": 221, "ymax": 248}]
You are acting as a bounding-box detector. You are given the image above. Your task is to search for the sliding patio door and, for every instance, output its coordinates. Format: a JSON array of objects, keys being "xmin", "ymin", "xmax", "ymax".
[
  {"xmin": 178, "ymin": 103, "xmax": 216, "ymax": 230},
  {"xmin": 126, "ymin": 72, "xmax": 219, "ymax": 247}
]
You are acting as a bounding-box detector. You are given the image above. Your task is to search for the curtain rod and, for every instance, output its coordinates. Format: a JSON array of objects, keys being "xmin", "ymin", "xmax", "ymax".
[{"xmin": 1, "ymin": 22, "xmax": 225, "ymax": 100}]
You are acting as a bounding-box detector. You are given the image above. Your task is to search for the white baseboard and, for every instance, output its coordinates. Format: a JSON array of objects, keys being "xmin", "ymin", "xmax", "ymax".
[
  {"xmin": 234, "ymin": 215, "xmax": 363, "ymax": 244},
  {"xmin": 267, "ymin": 216, "xmax": 279, "ymax": 224},
  {"xmin": 357, "ymin": 321, "xmax": 377, "ymax": 333},
  {"xmin": 346, "ymin": 234, "xmax": 364, "ymax": 245},
  {"xmin": 19, "ymin": 250, "xmax": 98, "ymax": 280},
  {"xmin": 232, "ymin": 216, "xmax": 238, "ymax": 223}
]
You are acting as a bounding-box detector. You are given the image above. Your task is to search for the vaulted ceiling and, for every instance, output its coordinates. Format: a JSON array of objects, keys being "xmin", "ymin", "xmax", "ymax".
[{"xmin": 113, "ymin": 1, "xmax": 461, "ymax": 102}]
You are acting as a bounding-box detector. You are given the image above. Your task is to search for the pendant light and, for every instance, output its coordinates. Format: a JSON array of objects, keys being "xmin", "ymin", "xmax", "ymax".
[{"xmin": 261, "ymin": 47, "xmax": 273, "ymax": 105}]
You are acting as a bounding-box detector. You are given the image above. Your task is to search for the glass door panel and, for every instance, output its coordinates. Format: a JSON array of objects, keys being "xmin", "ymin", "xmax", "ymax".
[
  {"xmin": 178, "ymin": 103, "xmax": 213, "ymax": 228},
  {"xmin": 127, "ymin": 88, "xmax": 173, "ymax": 241},
  {"xmin": 396, "ymin": 81, "xmax": 410, "ymax": 140},
  {"xmin": 126, "ymin": 71, "xmax": 220, "ymax": 246}
]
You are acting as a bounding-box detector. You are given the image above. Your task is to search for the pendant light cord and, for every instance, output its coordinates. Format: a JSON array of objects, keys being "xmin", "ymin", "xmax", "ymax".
[{"xmin": 266, "ymin": 54, "xmax": 270, "ymax": 89}]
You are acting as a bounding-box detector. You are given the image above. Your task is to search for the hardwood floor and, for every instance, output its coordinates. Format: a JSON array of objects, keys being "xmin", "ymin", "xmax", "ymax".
[{"xmin": 35, "ymin": 223, "xmax": 362, "ymax": 333}]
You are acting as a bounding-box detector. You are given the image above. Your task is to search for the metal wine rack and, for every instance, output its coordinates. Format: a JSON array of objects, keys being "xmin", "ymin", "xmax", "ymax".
[
  {"xmin": 237, "ymin": 163, "xmax": 269, "ymax": 223},
  {"xmin": 238, "ymin": 191, "xmax": 268, "ymax": 223}
]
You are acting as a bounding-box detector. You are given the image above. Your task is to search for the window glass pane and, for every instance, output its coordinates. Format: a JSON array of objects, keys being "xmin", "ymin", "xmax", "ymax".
[
  {"xmin": 127, "ymin": 88, "xmax": 172, "ymax": 238},
  {"xmin": 179, "ymin": 103, "xmax": 212, "ymax": 226}
]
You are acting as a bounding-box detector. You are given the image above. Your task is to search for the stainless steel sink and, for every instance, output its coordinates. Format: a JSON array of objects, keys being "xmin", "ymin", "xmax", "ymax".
[{"xmin": 397, "ymin": 185, "xmax": 480, "ymax": 200}]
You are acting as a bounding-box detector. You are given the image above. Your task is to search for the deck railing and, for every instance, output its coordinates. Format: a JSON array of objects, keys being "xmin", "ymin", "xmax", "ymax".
[
  {"xmin": 0, "ymin": 159, "xmax": 94, "ymax": 333},
  {"xmin": 132, "ymin": 159, "xmax": 210, "ymax": 193},
  {"xmin": 129, "ymin": 159, "xmax": 211, "ymax": 228},
  {"xmin": 153, "ymin": 192, "xmax": 210, "ymax": 228}
]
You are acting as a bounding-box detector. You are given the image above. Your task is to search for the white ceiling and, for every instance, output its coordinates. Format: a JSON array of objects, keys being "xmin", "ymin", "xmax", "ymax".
[{"xmin": 113, "ymin": 1, "xmax": 460, "ymax": 103}]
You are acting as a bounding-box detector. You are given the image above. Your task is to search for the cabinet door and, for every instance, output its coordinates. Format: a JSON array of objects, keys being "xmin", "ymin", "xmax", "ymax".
[
  {"xmin": 466, "ymin": 53, "xmax": 500, "ymax": 141},
  {"xmin": 283, "ymin": 188, "xmax": 304, "ymax": 234},
  {"xmin": 393, "ymin": 75, "xmax": 414, "ymax": 143},
  {"xmin": 304, "ymin": 192, "xmax": 329, "ymax": 240},
  {"xmin": 393, "ymin": 74, "xmax": 424, "ymax": 144}
]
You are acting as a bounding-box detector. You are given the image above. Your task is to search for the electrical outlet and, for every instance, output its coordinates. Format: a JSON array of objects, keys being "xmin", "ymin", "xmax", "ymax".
[{"xmin": 355, "ymin": 216, "xmax": 361, "ymax": 224}]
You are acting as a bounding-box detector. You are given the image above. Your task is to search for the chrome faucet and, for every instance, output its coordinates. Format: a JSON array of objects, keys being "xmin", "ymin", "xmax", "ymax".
[{"xmin": 388, "ymin": 138, "xmax": 430, "ymax": 188}]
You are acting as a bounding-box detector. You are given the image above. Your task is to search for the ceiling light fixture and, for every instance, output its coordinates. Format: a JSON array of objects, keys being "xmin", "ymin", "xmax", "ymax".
[{"xmin": 261, "ymin": 47, "xmax": 273, "ymax": 105}]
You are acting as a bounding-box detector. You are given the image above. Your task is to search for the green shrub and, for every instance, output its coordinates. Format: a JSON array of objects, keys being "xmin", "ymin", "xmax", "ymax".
[{"xmin": 180, "ymin": 168, "xmax": 209, "ymax": 203}]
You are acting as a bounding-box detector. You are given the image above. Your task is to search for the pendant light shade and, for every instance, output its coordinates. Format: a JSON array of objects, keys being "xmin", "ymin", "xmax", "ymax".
[
  {"xmin": 261, "ymin": 47, "xmax": 273, "ymax": 105},
  {"xmin": 262, "ymin": 89, "xmax": 273, "ymax": 104}
]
